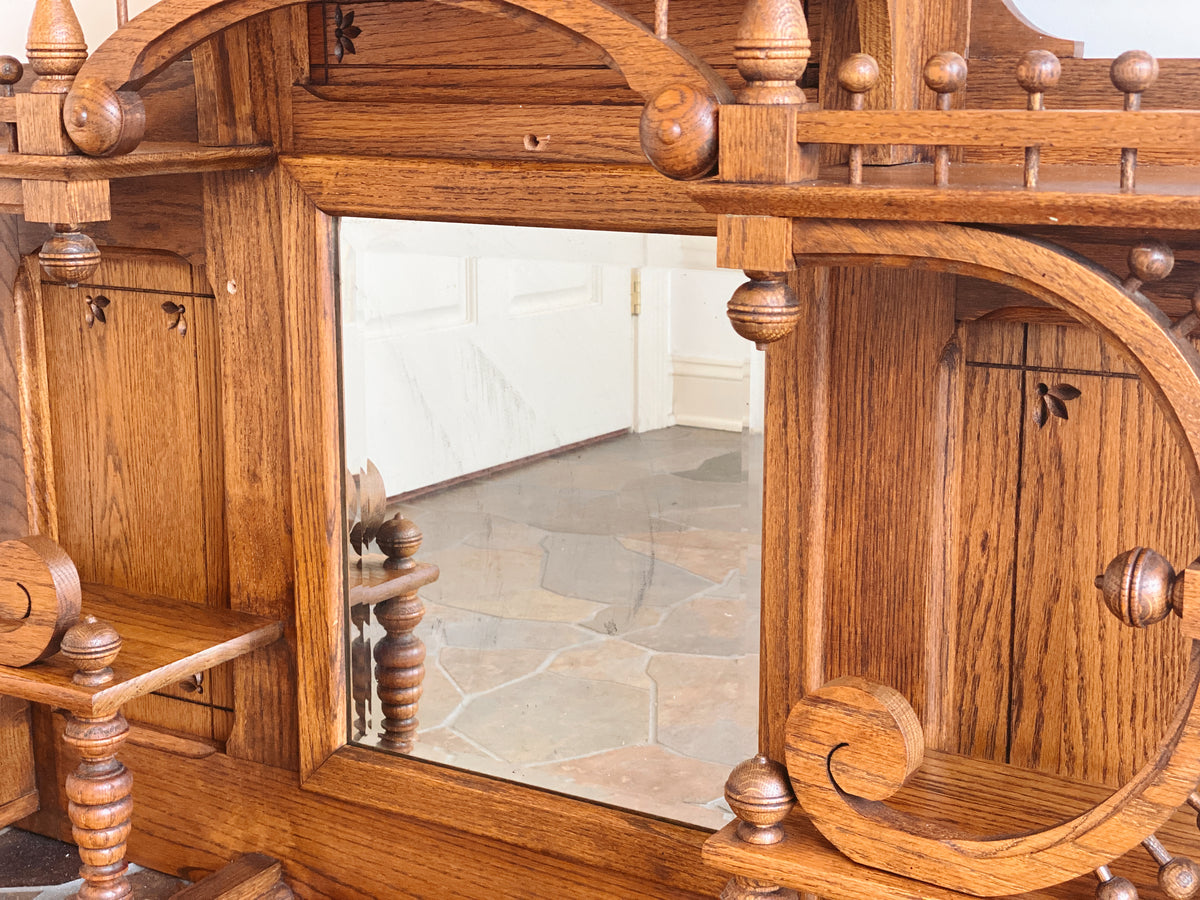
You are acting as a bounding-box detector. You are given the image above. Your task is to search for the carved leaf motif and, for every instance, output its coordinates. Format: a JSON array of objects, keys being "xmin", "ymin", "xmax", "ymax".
[
  {"xmin": 1049, "ymin": 383, "xmax": 1081, "ymax": 402},
  {"xmin": 92, "ymin": 296, "xmax": 109, "ymax": 309},
  {"xmin": 1045, "ymin": 394, "xmax": 1068, "ymax": 420},
  {"xmin": 1031, "ymin": 381, "xmax": 1081, "ymax": 429},
  {"xmin": 1032, "ymin": 400, "xmax": 1048, "ymax": 429},
  {"xmin": 341, "ymin": 35, "xmax": 357, "ymax": 55},
  {"xmin": 93, "ymin": 306, "xmax": 106, "ymax": 324},
  {"xmin": 161, "ymin": 301, "xmax": 180, "ymax": 315}
]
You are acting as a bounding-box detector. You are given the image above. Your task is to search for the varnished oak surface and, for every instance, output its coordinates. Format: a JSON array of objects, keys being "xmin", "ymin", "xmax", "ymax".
[
  {"xmin": 0, "ymin": 583, "xmax": 281, "ymax": 716},
  {"xmin": 705, "ymin": 750, "xmax": 1200, "ymax": 900},
  {"xmin": 349, "ymin": 555, "xmax": 439, "ymax": 607},
  {"xmin": 693, "ymin": 164, "xmax": 1200, "ymax": 228},
  {"xmin": 0, "ymin": 143, "xmax": 273, "ymax": 181}
]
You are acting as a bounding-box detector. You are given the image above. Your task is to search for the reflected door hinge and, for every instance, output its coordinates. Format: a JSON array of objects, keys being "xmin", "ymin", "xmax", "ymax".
[{"xmin": 631, "ymin": 270, "xmax": 642, "ymax": 317}]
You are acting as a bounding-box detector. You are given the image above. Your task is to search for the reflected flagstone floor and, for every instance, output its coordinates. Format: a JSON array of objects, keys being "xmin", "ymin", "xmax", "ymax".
[
  {"xmin": 0, "ymin": 827, "xmax": 184, "ymax": 898},
  {"xmin": 351, "ymin": 426, "xmax": 762, "ymax": 829}
]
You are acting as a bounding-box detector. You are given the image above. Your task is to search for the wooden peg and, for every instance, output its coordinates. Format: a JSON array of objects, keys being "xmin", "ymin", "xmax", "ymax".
[
  {"xmin": 0, "ymin": 56, "xmax": 23, "ymax": 153},
  {"xmin": 923, "ymin": 51, "xmax": 968, "ymax": 187},
  {"xmin": 1111, "ymin": 50, "xmax": 1158, "ymax": 191},
  {"xmin": 733, "ymin": 0, "xmax": 810, "ymax": 105},
  {"xmin": 727, "ymin": 272, "xmax": 799, "ymax": 349},
  {"xmin": 724, "ymin": 753, "xmax": 795, "ymax": 845},
  {"xmin": 1123, "ymin": 238, "xmax": 1174, "ymax": 293},
  {"xmin": 1095, "ymin": 866, "xmax": 1139, "ymax": 900},
  {"xmin": 1096, "ymin": 547, "xmax": 1182, "ymax": 628},
  {"xmin": 654, "ymin": 0, "xmax": 668, "ymax": 38},
  {"xmin": 1144, "ymin": 835, "xmax": 1200, "ymax": 900},
  {"xmin": 374, "ymin": 515, "xmax": 426, "ymax": 753},
  {"xmin": 1175, "ymin": 287, "xmax": 1200, "ymax": 337},
  {"xmin": 1016, "ymin": 50, "xmax": 1061, "ymax": 188},
  {"xmin": 837, "ymin": 54, "xmax": 879, "ymax": 185}
]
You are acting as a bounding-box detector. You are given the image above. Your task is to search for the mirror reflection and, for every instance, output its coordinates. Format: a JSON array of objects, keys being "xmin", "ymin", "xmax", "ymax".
[{"xmin": 339, "ymin": 218, "xmax": 761, "ymax": 827}]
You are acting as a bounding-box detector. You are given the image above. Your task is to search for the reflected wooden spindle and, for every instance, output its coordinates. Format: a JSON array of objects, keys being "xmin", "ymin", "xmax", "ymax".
[
  {"xmin": 1016, "ymin": 50, "xmax": 1061, "ymax": 188},
  {"xmin": 1122, "ymin": 238, "xmax": 1174, "ymax": 294},
  {"xmin": 1095, "ymin": 866, "xmax": 1139, "ymax": 900},
  {"xmin": 373, "ymin": 515, "xmax": 426, "ymax": 753},
  {"xmin": 1111, "ymin": 50, "xmax": 1158, "ymax": 192},
  {"xmin": 1144, "ymin": 835, "xmax": 1200, "ymax": 899},
  {"xmin": 923, "ymin": 51, "xmax": 968, "ymax": 187},
  {"xmin": 60, "ymin": 616, "xmax": 133, "ymax": 900},
  {"xmin": 0, "ymin": 56, "xmax": 22, "ymax": 152},
  {"xmin": 727, "ymin": 272, "xmax": 799, "ymax": 349},
  {"xmin": 837, "ymin": 54, "xmax": 880, "ymax": 185}
]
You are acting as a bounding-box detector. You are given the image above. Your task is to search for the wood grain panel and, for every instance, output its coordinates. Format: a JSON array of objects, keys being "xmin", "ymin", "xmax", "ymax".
[
  {"xmin": 0, "ymin": 214, "xmax": 27, "ymax": 541},
  {"xmin": 1008, "ymin": 326, "xmax": 1197, "ymax": 786},
  {"xmin": 0, "ymin": 694, "xmax": 36, "ymax": 826}
]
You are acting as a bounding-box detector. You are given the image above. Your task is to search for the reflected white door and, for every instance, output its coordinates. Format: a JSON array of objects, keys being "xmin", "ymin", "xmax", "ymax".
[{"xmin": 341, "ymin": 219, "xmax": 639, "ymax": 495}]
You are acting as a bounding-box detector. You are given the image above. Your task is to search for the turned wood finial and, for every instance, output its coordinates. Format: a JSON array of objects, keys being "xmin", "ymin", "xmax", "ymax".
[
  {"xmin": 639, "ymin": 84, "xmax": 719, "ymax": 180},
  {"xmin": 924, "ymin": 52, "xmax": 968, "ymax": 187},
  {"xmin": 1144, "ymin": 836, "xmax": 1200, "ymax": 900},
  {"xmin": 1124, "ymin": 238, "xmax": 1174, "ymax": 293},
  {"xmin": 1096, "ymin": 547, "xmax": 1182, "ymax": 628},
  {"xmin": 838, "ymin": 54, "xmax": 879, "ymax": 185},
  {"xmin": 1112, "ymin": 50, "xmax": 1158, "ymax": 191},
  {"xmin": 26, "ymin": 0, "xmax": 87, "ymax": 95},
  {"xmin": 733, "ymin": 0, "xmax": 810, "ymax": 105},
  {"xmin": 39, "ymin": 224, "xmax": 100, "ymax": 287},
  {"xmin": 377, "ymin": 514, "xmax": 422, "ymax": 572},
  {"xmin": 724, "ymin": 753, "xmax": 795, "ymax": 845},
  {"xmin": 0, "ymin": 56, "xmax": 23, "ymax": 89},
  {"xmin": 61, "ymin": 615, "xmax": 122, "ymax": 686},
  {"xmin": 727, "ymin": 273, "xmax": 799, "ymax": 349},
  {"xmin": 1016, "ymin": 50, "xmax": 1061, "ymax": 189},
  {"xmin": 1095, "ymin": 866, "xmax": 1139, "ymax": 900}
]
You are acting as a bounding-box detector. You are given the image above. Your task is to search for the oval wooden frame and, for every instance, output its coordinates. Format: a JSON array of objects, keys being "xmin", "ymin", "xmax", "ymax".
[{"xmin": 784, "ymin": 218, "xmax": 1200, "ymax": 896}]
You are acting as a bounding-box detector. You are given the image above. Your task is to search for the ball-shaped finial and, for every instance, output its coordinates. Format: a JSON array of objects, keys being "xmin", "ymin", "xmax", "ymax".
[
  {"xmin": 60, "ymin": 615, "xmax": 122, "ymax": 686},
  {"xmin": 376, "ymin": 515, "xmax": 422, "ymax": 572},
  {"xmin": 639, "ymin": 84, "xmax": 719, "ymax": 181},
  {"xmin": 39, "ymin": 226, "xmax": 100, "ymax": 287},
  {"xmin": 64, "ymin": 79, "xmax": 146, "ymax": 157},
  {"xmin": 727, "ymin": 275, "xmax": 800, "ymax": 349},
  {"xmin": 1098, "ymin": 547, "xmax": 1178, "ymax": 628},
  {"xmin": 724, "ymin": 753, "xmax": 795, "ymax": 846},
  {"xmin": 923, "ymin": 51, "xmax": 968, "ymax": 95},
  {"xmin": 1016, "ymin": 50, "xmax": 1061, "ymax": 94},
  {"xmin": 0, "ymin": 56, "xmax": 23, "ymax": 86},
  {"xmin": 1111, "ymin": 50, "xmax": 1159, "ymax": 95},
  {"xmin": 1096, "ymin": 875, "xmax": 1139, "ymax": 900},
  {"xmin": 838, "ymin": 53, "xmax": 880, "ymax": 95},
  {"xmin": 1129, "ymin": 238, "xmax": 1175, "ymax": 286},
  {"xmin": 1160, "ymin": 856, "xmax": 1200, "ymax": 900}
]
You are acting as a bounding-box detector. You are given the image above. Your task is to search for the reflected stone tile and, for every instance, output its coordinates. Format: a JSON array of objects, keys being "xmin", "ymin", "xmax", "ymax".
[
  {"xmin": 652, "ymin": 505, "xmax": 752, "ymax": 532},
  {"xmin": 461, "ymin": 516, "xmax": 550, "ymax": 552},
  {"xmin": 626, "ymin": 597, "xmax": 759, "ymax": 657},
  {"xmin": 546, "ymin": 639, "xmax": 652, "ymax": 688},
  {"xmin": 420, "ymin": 544, "xmax": 545, "ymax": 614},
  {"xmin": 454, "ymin": 672, "xmax": 650, "ymax": 764},
  {"xmin": 619, "ymin": 472, "xmax": 748, "ymax": 514},
  {"xmin": 487, "ymin": 459, "xmax": 651, "ymax": 493},
  {"xmin": 382, "ymin": 506, "xmax": 490, "ymax": 554},
  {"xmin": 541, "ymin": 533, "xmax": 713, "ymax": 607},
  {"xmin": 410, "ymin": 727, "xmax": 501, "ymax": 764},
  {"xmin": 413, "ymin": 662, "xmax": 462, "ymax": 731},
  {"xmin": 423, "ymin": 606, "xmax": 592, "ymax": 653},
  {"xmin": 649, "ymin": 654, "xmax": 758, "ymax": 767},
  {"xmin": 530, "ymin": 744, "xmax": 731, "ymax": 825},
  {"xmin": 439, "ymin": 646, "xmax": 548, "ymax": 695},
  {"xmin": 703, "ymin": 570, "xmax": 749, "ymax": 600},
  {"xmin": 673, "ymin": 450, "xmax": 744, "ymax": 483},
  {"xmin": 581, "ymin": 603, "xmax": 663, "ymax": 637},
  {"xmin": 618, "ymin": 529, "xmax": 750, "ymax": 583}
]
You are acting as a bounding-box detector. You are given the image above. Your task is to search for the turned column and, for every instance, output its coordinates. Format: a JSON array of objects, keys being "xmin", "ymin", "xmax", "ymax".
[
  {"xmin": 373, "ymin": 515, "xmax": 426, "ymax": 753},
  {"xmin": 59, "ymin": 615, "xmax": 133, "ymax": 900}
]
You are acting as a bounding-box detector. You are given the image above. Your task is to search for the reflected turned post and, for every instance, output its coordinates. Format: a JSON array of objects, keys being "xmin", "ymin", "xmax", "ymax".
[{"xmin": 373, "ymin": 515, "xmax": 427, "ymax": 753}]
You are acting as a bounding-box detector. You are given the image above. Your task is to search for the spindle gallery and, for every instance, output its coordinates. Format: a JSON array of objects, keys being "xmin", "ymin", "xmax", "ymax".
[{"xmin": 4, "ymin": 0, "xmax": 1200, "ymax": 898}]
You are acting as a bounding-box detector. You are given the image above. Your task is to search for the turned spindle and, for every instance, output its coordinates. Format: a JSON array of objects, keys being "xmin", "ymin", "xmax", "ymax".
[
  {"xmin": 0, "ymin": 56, "xmax": 22, "ymax": 153},
  {"xmin": 351, "ymin": 602, "xmax": 372, "ymax": 739},
  {"xmin": 724, "ymin": 753, "xmax": 795, "ymax": 846},
  {"xmin": 654, "ymin": 0, "xmax": 668, "ymax": 38},
  {"xmin": 1123, "ymin": 237, "xmax": 1174, "ymax": 294},
  {"xmin": 727, "ymin": 272, "xmax": 799, "ymax": 349},
  {"xmin": 39, "ymin": 223, "xmax": 100, "ymax": 286},
  {"xmin": 1111, "ymin": 50, "xmax": 1158, "ymax": 192},
  {"xmin": 923, "ymin": 51, "xmax": 968, "ymax": 187},
  {"xmin": 733, "ymin": 0, "xmax": 810, "ymax": 105},
  {"xmin": 1095, "ymin": 866, "xmax": 1139, "ymax": 900},
  {"xmin": 1144, "ymin": 835, "xmax": 1200, "ymax": 900},
  {"xmin": 837, "ymin": 54, "xmax": 880, "ymax": 185},
  {"xmin": 1189, "ymin": 790, "xmax": 1200, "ymax": 831},
  {"xmin": 373, "ymin": 515, "xmax": 426, "ymax": 753},
  {"xmin": 1016, "ymin": 50, "xmax": 1061, "ymax": 189},
  {"xmin": 26, "ymin": 0, "xmax": 87, "ymax": 95},
  {"xmin": 1096, "ymin": 547, "xmax": 1182, "ymax": 628},
  {"xmin": 720, "ymin": 876, "xmax": 800, "ymax": 900},
  {"xmin": 60, "ymin": 616, "xmax": 133, "ymax": 900}
]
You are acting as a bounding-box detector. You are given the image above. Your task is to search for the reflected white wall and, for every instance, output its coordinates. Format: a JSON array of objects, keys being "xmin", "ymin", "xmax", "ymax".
[
  {"xmin": 1014, "ymin": 0, "xmax": 1200, "ymax": 58},
  {"xmin": 1, "ymin": 0, "xmax": 158, "ymax": 60}
]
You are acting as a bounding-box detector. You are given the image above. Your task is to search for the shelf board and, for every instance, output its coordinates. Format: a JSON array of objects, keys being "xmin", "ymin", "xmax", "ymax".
[
  {"xmin": 349, "ymin": 553, "xmax": 439, "ymax": 607},
  {"xmin": 0, "ymin": 583, "xmax": 282, "ymax": 717},
  {"xmin": 704, "ymin": 749, "xmax": 1200, "ymax": 900},
  {"xmin": 690, "ymin": 164, "xmax": 1200, "ymax": 230},
  {"xmin": 0, "ymin": 142, "xmax": 274, "ymax": 182}
]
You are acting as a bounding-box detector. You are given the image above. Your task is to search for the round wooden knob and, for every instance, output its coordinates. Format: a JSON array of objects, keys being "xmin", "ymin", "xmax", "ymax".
[
  {"xmin": 60, "ymin": 615, "xmax": 122, "ymax": 686},
  {"xmin": 0, "ymin": 56, "xmax": 23, "ymax": 86},
  {"xmin": 1111, "ymin": 50, "xmax": 1159, "ymax": 95},
  {"xmin": 376, "ymin": 515, "xmax": 422, "ymax": 572},
  {"xmin": 923, "ymin": 51, "xmax": 968, "ymax": 95},
  {"xmin": 1128, "ymin": 238, "xmax": 1175, "ymax": 286},
  {"xmin": 1096, "ymin": 874, "xmax": 1139, "ymax": 900},
  {"xmin": 1016, "ymin": 50, "xmax": 1061, "ymax": 95},
  {"xmin": 1160, "ymin": 856, "xmax": 1200, "ymax": 899},
  {"xmin": 64, "ymin": 79, "xmax": 146, "ymax": 157},
  {"xmin": 0, "ymin": 535, "xmax": 81, "ymax": 667},
  {"xmin": 724, "ymin": 754, "xmax": 795, "ymax": 845},
  {"xmin": 639, "ymin": 84, "xmax": 719, "ymax": 181},
  {"xmin": 837, "ymin": 53, "xmax": 880, "ymax": 95},
  {"xmin": 1097, "ymin": 547, "xmax": 1179, "ymax": 628},
  {"xmin": 39, "ymin": 226, "xmax": 100, "ymax": 287},
  {"xmin": 727, "ymin": 274, "xmax": 800, "ymax": 349}
]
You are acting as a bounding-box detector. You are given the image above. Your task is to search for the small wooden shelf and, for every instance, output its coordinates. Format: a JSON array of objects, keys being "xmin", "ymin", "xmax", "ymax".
[
  {"xmin": 704, "ymin": 750, "xmax": 1200, "ymax": 900},
  {"xmin": 0, "ymin": 583, "xmax": 282, "ymax": 717},
  {"xmin": 0, "ymin": 143, "xmax": 274, "ymax": 182},
  {"xmin": 349, "ymin": 553, "xmax": 439, "ymax": 607}
]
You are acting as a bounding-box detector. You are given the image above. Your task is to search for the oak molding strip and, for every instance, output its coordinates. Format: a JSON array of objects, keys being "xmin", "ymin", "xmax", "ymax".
[{"xmin": 0, "ymin": 143, "xmax": 274, "ymax": 182}]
